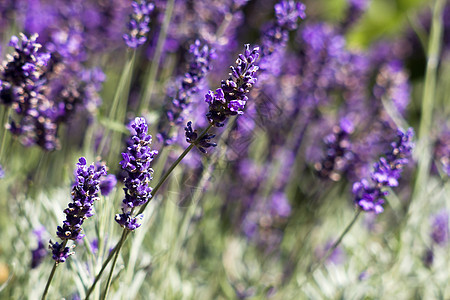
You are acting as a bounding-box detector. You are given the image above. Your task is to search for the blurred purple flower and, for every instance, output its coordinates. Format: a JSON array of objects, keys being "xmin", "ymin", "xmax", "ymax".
[
  {"xmin": 433, "ymin": 129, "xmax": 450, "ymax": 176},
  {"xmin": 315, "ymin": 118, "xmax": 355, "ymax": 181},
  {"xmin": 431, "ymin": 210, "xmax": 449, "ymax": 246},
  {"xmin": 123, "ymin": 0, "xmax": 154, "ymax": 48},
  {"xmin": 315, "ymin": 240, "xmax": 346, "ymax": 265},
  {"xmin": 373, "ymin": 60, "xmax": 410, "ymax": 116},
  {"xmin": 158, "ymin": 39, "xmax": 216, "ymax": 144},
  {"xmin": 100, "ymin": 174, "xmax": 117, "ymax": 196},
  {"xmin": 31, "ymin": 226, "xmax": 48, "ymax": 268},
  {"xmin": 274, "ymin": 0, "xmax": 306, "ymax": 30}
]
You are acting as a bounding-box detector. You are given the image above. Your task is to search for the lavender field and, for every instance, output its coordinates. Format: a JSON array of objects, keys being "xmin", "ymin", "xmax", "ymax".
[{"xmin": 0, "ymin": 0, "xmax": 449, "ymax": 299}]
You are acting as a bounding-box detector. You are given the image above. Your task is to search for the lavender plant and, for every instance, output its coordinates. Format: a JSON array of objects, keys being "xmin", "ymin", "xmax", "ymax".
[
  {"xmin": 43, "ymin": 158, "xmax": 107, "ymax": 298},
  {"xmin": 123, "ymin": 0, "xmax": 155, "ymax": 48},
  {"xmin": 1, "ymin": 0, "xmax": 450, "ymax": 299},
  {"xmin": 353, "ymin": 128, "xmax": 414, "ymax": 214},
  {"xmin": 115, "ymin": 117, "xmax": 158, "ymax": 230}
]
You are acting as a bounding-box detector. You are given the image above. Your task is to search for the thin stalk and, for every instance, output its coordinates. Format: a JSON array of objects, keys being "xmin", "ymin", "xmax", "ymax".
[
  {"xmin": 297, "ymin": 210, "xmax": 361, "ymax": 288},
  {"xmin": 101, "ymin": 231, "xmax": 128, "ymax": 300},
  {"xmin": 84, "ymin": 232, "xmax": 125, "ymax": 299},
  {"xmin": 393, "ymin": 0, "xmax": 446, "ymax": 271},
  {"xmin": 411, "ymin": 0, "xmax": 445, "ymax": 208},
  {"xmin": 85, "ymin": 124, "xmax": 213, "ymax": 297},
  {"xmin": 139, "ymin": 0, "xmax": 175, "ymax": 113},
  {"xmin": 41, "ymin": 240, "xmax": 68, "ymax": 300},
  {"xmin": 0, "ymin": 107, "xmax": 10, "ymax": 162}
]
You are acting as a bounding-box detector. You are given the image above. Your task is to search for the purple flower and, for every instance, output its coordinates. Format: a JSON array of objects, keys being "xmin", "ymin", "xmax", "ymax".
[
  {"xmin": 184, "ymin": 121, "xmax": 217, "ymax": 153},
  {"xmin": 0, "ymin": 33, "xmax": 59, "ymax": 151},
  {"xmin": 315, "ymin": 118, "xmax": 355, "ymax": 181},
  {"xmin": 206, "ymin": 44, "xmax": 260, "ymax": 127},
  {"xmin": 353, "ymin": 179, "xmax": 387, "ymax": 214},
  {"xmin": 56, "ymin": 158, "xmax": 107, "ymax": 241},
  {"xmin": 158, "ymin": 40, "xmax": 216, "ymax": 144},
  {"xmin": 50, "ymin": 158, "xmax": 107, "ymax": 263},
  {"xmin": 373, "ymin": 60, "xmax": 410, "ymax": 116},
  {"xmin": 431, "ymin": 210, "xmax": 449, "ymax": 246},
  {"xmin": 270, "ymin": 192, "xmax": 291, "ymax": 218},
  {"xmin": 353, "ymin": 128, "xmax": 414, "ymax": 214},
  {"xmin": 123, "ymin": 0, "xmax": 154, "ymax": 48},
  {"xmin": 274, "ymin": 0, "xmax": 306, "ymax": 30},
  {"xmin": 49, "ymin": 241, "xmax": 73, "ymax": 264},
  {"xmin": 115, "ymin": 117, "xmax": 158, "ymax": 231},
  {"xmin": 423, "ymin": 248, "xmax": 434, "ymax": 268},
  {"xmin": 31, "ymin": 227, "xmax": 48, "ymax": 268},
  {"xmin": 115, "ymin": 212, "xmax": 143, "ymax": 231},
  {"xmin": 99, "ymin": 174, "xmax": 117, "ymax": 196}
]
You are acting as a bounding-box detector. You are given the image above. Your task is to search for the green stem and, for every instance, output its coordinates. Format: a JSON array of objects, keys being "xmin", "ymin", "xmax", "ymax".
[
  {"xmin": 101, "ymin": 230, "xmax": 128, "ymax": 300},
  {"xmin": 85, "ymin": 124, "xmax": 213, "ymax": 297},
  {"xmin": 138, "ymin": 127, "xmax": 211, "ymax": 214},
  {"xmin": 41, "ymin": 240, "xmax": 68, "ymax": 300},
  {"xmin": 85, "ymin": 232, "xmax": 124, "ymax": 299},
  {"xmin": 412, "ymin": 0, "xmax": 444, "ymax": 205},
  {"xmin": 139, "ymin": 0, "xmax": 175, "ymax": 113},
  {"xmin": 298, "ymin": 210, "xmax": 361, "ymax": 287},
  {"xmin": 0, "ymin": 107, "xmax": 10, "ymax": 162}
]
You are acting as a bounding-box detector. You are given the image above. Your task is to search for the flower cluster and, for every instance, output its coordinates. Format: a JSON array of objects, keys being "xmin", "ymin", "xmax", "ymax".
[
  {"xmin": 167, "ymin": 40, "xmax": 216, "ymax": 125},
  {"xmin": 373, "ymin": 60, "xmax": 410, "ymax": 115},
  {"xmin": 50, "ymin": 157, "xmax": 107, "ymax": 263},
  {"xmin": 431, "ymin": 210, "xmax": 449, "ymax": 246},
  {"xmin": 158, "ymin": 40, "xmax": 216, "ymax": 144},
  {"xmin": 275, "ymin": 0, "xmax": 306, "ymax": 30},
  {"xmin": 115, "ymin": 117, "xmax": 158, "ymax": 230},
  {"xmin": 49, "ymin": 241, "xmax": 74, "ymax": 264},
  {"xmin": 184, "ymin": 121, "xmax": 217, "ymax": 153},
  {"xmin": 353, "ymin": 128, "xmax": 414, "ymax": 214},
  {"xmin": 261, "ymin": 0, "xmax": 305, "ymax": 58},
  {"xmin": 424, "ymin": 210, "xmax": 449, "ymax": 267},
  {"xmin": 50, "ymin": 67, "xmax": 106, "ymax": 124},
  {"xmin": 0, "ymin": 33, "xmax": 59, "ymax": 151},
  {"xmin": 123, "ymin": 0, "xmax": 155, "ymax": 48},
  {"xmin": 31, "ymin": 227, "xmax": 48, "ymax": 268},
  {"xmin": 315, "ymin": 118, "xmax": 355, "ymax": 181},
  {"xmin": 242, "ymin": 191, "xmax": 292, "ymax": 251},
  {"xmin": 205, "ymin": 44, "xmax": 260, "ymax": 127}
]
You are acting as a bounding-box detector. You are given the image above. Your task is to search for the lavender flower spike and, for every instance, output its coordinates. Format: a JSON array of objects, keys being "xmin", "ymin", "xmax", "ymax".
[
  {"xmin": 115, "ymin": 117, "xmax": 158, "ymax": 230},
  {"xmin": 275, "ymin": 0, "xmax": 306, "ymax": 30},
  {"xmin": 50, "ymin": 157, "xmax": 107, "ymax": 263},
  {"xmin": 353, "ymin": 128, "xmax": 414, "ymax": 214},
  {"xmin": 123, "ymin": 0, "xmax": 155, "ymax": 48},
  {"xmin": 206, "ymin": 44, "xmax": 260, "ymax": 127},
  {"xmin": 185, "ymin": 121, "xmax": 217, "ymax": 153},
  {"xmin": 431, "ymin": 210, "xmax": 449, "ymax": 246}
]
